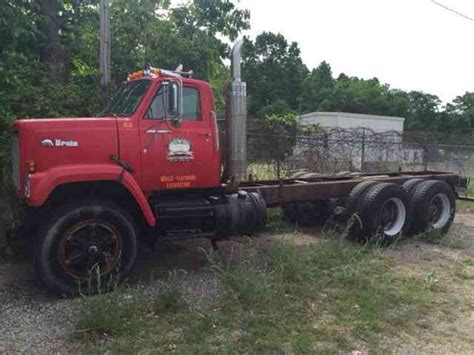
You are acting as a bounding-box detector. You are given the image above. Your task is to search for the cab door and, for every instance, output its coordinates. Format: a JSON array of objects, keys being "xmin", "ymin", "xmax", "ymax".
[{"xmin": 139, "ymin": 80, "xmax": 220, "ymax": 192}]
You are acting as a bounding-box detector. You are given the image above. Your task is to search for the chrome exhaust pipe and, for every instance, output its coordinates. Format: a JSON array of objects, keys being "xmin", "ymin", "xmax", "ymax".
[
  {"xmin": 231, "ymin": 39, "xmax": 244, "ymax": 81},
  {"xmin": 225, "ymin": 38, "xmax": 247, "ymax": 183}
]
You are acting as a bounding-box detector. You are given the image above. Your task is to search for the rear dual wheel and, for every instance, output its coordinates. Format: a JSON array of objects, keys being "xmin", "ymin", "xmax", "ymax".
[
  {"xmin": 345, "ymin": 179, "xmax": 456, "ymax": 243},
  {"xmin": 345, "ymin": 182, "xmax": 410, "ymax": 243},
  {"xmin": 409, "ymin": 180, "xmax": 456, "ymax": 235}
]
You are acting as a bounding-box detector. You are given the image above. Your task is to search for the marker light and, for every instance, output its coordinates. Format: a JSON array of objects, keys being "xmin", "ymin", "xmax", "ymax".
[{"xmin": 26, "ymin": 160, "xmax": 35, "ymax": 173}]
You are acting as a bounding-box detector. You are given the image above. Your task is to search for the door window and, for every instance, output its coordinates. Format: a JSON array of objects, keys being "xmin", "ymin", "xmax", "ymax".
[
  {"xmin": 145, "ymin": 85, "xmax": 200, "ymax": 120},
  {"xmin": 183, "ymin": 87, "xmax": 200, "ymax": 121}
]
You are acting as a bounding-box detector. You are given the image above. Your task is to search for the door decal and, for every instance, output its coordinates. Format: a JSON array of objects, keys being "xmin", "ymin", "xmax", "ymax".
[{"xmin": 167, "ymin": 138, "xmax": 194, "ymax": 162}]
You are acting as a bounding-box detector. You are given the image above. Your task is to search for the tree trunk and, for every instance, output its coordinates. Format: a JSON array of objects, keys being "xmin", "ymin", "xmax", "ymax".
[{"xmin": 37, "ymin": 0, "xmax": 65, "ymax": 81}]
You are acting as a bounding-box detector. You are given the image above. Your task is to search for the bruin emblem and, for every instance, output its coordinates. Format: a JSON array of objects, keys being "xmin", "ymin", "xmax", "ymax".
[
  {"xmin": 167, "ymin": 138, "xmax": 193, "ymax": 162},
  {"xmin": 41, "ymin": 139, "xmax": 79, "ymax": 147}
]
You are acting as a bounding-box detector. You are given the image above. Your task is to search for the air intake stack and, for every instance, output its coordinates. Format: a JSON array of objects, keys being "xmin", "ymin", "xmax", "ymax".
[{"xmin": 225, "ymin": 39, "xmax": 247, "ymax": 183}]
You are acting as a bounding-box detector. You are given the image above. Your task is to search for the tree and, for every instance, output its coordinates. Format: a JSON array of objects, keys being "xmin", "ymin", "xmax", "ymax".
[
  {"xmin": 109, "ymin": 0, "xmax": 249, "ymax": 116},
  {"xmin": 301, "ymin": 61, "xmax": 334, "ymax": 112},
  {"xmin": 444, "ymin": 92, "xmax": 474, "ymax": 132},
  {"xmin": 36, "ymin": 0, "xmax": 65, "ymax": 80},
  {"xmin": 243, "ymin": 32, "xmax": 308, "ymax": 116},
  {"xmin": 405, "ymin": 91, "xmax": 441, "ymax": 131}
]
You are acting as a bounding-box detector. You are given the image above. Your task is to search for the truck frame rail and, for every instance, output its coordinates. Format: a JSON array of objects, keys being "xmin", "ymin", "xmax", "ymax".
[{"xmin": 240, "ymin": 171, "xmax": 462, "ymax": 207}]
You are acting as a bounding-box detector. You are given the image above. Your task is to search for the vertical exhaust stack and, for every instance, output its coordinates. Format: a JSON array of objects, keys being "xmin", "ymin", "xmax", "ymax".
[{"xmin": 225, "ymin": 39, "xmax": 247, "ymax": 183}]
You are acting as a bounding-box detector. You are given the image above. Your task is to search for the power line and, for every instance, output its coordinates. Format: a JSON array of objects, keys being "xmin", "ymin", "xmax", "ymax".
[{"xmin": 430, "ymin": 0, "xmax": 474, "ymax": 23}]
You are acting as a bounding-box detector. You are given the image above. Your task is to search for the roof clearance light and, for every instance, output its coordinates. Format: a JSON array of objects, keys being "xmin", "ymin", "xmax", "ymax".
[
  {"xmin": 127, "ymin": 67, "xmax": 161, "ymax": 81},
  {"xmin": 127, "ymin": 70, "xmax": 145, "ymax": 81}
]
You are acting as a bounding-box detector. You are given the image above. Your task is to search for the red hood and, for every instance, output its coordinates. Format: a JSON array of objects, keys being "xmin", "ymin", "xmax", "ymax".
[{"xmin": 13, "ymin": 117, "xmax": 119, "ymax": 182}]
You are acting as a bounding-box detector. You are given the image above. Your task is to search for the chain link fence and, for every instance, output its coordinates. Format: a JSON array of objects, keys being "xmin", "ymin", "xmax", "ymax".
[{"xmin": 240, "ymin": 119, "xmax": 474, "ymax": 180}]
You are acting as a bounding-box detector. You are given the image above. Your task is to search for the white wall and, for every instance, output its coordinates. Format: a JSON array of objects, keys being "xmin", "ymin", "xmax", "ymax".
[
  {"xmin": 299, "ymin": 112, "xmax": 405, "ymax": 133},
  {"xmin": 295, "ymin": 111, "xmax": 410, "ymax": 173}
]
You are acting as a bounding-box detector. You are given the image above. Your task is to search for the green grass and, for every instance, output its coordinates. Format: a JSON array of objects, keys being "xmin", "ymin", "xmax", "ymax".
[
  {"xmin": 76, "ymin": 238, "xmax": 444, "ymax": 353},
  {"xmin": 265, "ymin": 207, "xmax": 295, "ymax": 233},
  {"xmin": 457, "ymin": 178, "xmax": 474, "ymax": 213}
]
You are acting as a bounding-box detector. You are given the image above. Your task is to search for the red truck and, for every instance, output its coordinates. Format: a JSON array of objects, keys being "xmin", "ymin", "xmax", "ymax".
[{"xmin": 7, "ymin": 40, "xmax": 469, "ymax": 295}]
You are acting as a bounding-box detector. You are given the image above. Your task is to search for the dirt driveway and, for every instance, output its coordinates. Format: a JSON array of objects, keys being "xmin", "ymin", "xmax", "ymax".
[{"xmin": 0, "ymin": 215, "xmax": 473, "ymax": 354}]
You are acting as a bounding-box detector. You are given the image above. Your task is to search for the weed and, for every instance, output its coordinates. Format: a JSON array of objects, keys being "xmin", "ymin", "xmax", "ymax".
[
  {"xmin": 152, "ymin": 272, "xmax": 185, "ymax": 315},
  {"xmin": 77, "ymin": 261, "xmax": 123, "ymax": 297},
  {"xmin": 266, "ymin": 207, "xmax": 295, "ymax": 233},
  {"xmin": 457, "ymin": 200, "xmax": 474, "ymax": 213},
  {"xmin": 453, "ymin": 257, "xmax": 474, "ymax": 280},
  {"xmin": 78, "ymin": 290, "xmax": 143, "ymax": 337},
  {"xmin": 411, "ymin": 227, "xmax": 467, "ymax": 250},
  {"xmin": 457, "ymin": 178, "xmax": 474, "ymax": 213},
  {"xmin": 77, "ymin": 238, "xmax": 445, "ymax": 353}
]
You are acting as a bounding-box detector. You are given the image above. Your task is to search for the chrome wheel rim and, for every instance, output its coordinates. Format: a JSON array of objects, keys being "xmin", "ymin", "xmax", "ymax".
[
  {"xmin": 380, "ymin": 197, "xmax": 406, "ymax": 236},
  {"xmin": 429, "ymin": 193, "xmax": 451, "ymax": 229}
]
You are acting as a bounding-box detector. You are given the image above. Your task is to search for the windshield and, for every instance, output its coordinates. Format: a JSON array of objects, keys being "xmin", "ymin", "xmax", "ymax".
[{"xmin": 98, "ymin": 79, "xmax": 151, "ymax": 117}]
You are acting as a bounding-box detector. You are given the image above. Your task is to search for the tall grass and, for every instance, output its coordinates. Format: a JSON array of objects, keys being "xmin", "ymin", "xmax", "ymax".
[
  {"xmin": 457, "ymin": 177, "xmax": 474, "ymax": 213},
  {"xmin": 77, "ymin": 238, "xmax": 442, "ymax": 353}
]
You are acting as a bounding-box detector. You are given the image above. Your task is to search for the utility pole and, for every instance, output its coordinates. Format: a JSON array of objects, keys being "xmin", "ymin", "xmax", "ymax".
[{"xmin": 99, "ymin": 0, "xmax": 111, "ymax": 105}]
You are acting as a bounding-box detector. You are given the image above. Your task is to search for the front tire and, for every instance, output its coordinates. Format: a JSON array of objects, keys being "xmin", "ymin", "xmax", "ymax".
[{"xmin": 34, "ymin": 199, "xmax": 138, "ymax": 296}]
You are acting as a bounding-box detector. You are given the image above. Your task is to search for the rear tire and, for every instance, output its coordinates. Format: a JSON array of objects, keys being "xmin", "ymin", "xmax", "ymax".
[
  {"xmin": 410, "ymin": 180, "xmax": 456, "ymax": 235},
  {"xmin": 402, "ymin": 178, "xmax": 424, "ymax": 195},
  {"xmin": 345, "ymin": 181, "xmax": 379, "ymax": 218},
  {"xmin": 349, "ymin": 183, "xmax": 411, "ymax": 243},
  {"xmin": 34, "ymin": 199, "xmax": 138, "ymax": 296},
  {"xmin": 344, "ymin": 181, "xmax": 379, "ymax": 239}
]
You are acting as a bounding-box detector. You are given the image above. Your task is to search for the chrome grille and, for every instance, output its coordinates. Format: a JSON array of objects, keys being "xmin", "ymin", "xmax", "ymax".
[{"xmin": 11, "ymin": 134, "xmax": 19, "ymax": 189}]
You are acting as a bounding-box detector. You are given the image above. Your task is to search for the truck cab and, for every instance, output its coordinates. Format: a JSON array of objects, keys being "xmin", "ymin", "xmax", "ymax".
[
  {"xmin": 13, "ymin": 73, "xmax": 222, "ymax": 206},
  {"xmin": 103, "ymin": 75, "xmax": 222, "ymax": 192}
]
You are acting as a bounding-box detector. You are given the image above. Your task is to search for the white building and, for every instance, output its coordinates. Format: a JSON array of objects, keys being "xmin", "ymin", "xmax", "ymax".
[
  {"xmin": 298, "ymin": 112, "xmax": 405, "ymax": 133},
  {"xmin": 295, "ymin": 112, "xmax": 424, "ymax": 173}
]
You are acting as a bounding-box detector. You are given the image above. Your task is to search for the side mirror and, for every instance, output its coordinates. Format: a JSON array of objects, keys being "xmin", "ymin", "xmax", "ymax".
[{"xmin": 164, "ymin": 80, "xmax": 182, "ymax": 126}]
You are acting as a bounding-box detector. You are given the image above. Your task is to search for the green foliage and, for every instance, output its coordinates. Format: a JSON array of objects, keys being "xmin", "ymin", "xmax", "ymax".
[
  {"xmin": 152, "ymin": 274, "xmax": 185, "ymax": 315},
  {"xmin": 79, "ymin": 291, "xmax": 144, "ymax": 336},
  {"xmin": 77, "ymin": 239, "xmax": 442, "ymax": 353},
  {"xmin": 243, "ymin": 36, "xmax": 472, "ymax": 135},
  {"xmin": 457, "ymin": 178, "xmax": 474, "ymax": 213},
  {"xmin": 243, "ymin": 32, "xmax": 308, "ymax": 116}
]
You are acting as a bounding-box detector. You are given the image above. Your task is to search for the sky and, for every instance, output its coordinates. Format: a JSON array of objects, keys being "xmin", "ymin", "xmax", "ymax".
[{"xmin": 235, "ymin": 0, "xmax": 474, "ymax": 104}]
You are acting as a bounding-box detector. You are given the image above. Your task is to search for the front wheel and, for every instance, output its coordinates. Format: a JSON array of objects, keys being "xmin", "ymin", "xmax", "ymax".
[{"xmin": 34, "ymin": 199, "xmax": 138, "ymax": 296}]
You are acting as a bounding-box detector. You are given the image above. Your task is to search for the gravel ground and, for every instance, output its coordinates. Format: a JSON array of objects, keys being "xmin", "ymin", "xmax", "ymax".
[
  {"xmin": 0, "ymin": 216, "xmax": 473, "ymax": 354},
  {"xmin": 0, "ymin": 239, "xmax": 224, "ymax": 354}
]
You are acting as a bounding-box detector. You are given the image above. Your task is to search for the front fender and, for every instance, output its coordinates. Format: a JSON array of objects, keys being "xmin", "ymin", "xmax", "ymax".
[{"xmin": 26, "ymin": 164, "xmax": 156, "ymax": 226}]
